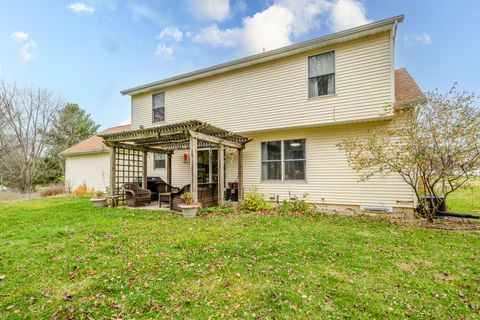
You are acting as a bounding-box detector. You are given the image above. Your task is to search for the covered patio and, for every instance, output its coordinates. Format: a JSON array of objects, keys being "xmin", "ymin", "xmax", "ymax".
[{"xmin": 98, "ymin": 120, "xmax": 251, "ymax": 209}]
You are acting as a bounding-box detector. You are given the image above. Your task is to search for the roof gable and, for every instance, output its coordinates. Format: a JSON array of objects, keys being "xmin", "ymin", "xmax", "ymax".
[
  {"xmin": 60, "ymin": 124, "xmax": 131, "ymax": 156},
  {"xmin": 395, "ymin": 68, "xmax": 424, "ymax": 103}
]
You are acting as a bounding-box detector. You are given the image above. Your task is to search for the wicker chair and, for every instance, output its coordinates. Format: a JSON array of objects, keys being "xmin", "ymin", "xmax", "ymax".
[
  {"xmin": 156, "ymin": 181, "xmax": 180, "ymax": 208},
  {"xmin": 170, "ymin": 184, "xmax": 191, "ymax": 212},
  {"xmin": 168, "ymin": 183, "xmax": 219, "ymax": 211},
  {"xmin": 123, "ymin": 183, "xmax": 152, "ymax": 207},
  {"xmin": 198, "ymin": 183, "xmax": 218, "ymax": 208}
]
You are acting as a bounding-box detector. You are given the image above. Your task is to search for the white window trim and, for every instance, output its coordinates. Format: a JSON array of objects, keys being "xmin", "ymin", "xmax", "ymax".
[
  {"xmin": 260, "ymin": 139, "xmax": 307, "ymax": 182},
  {"xmin": 306, "ymin": 50, "xmax": 337, "ymax": 100},
  {"xmin": 152, "ymin": 92, "xmax": 166, "ymax": 124}
]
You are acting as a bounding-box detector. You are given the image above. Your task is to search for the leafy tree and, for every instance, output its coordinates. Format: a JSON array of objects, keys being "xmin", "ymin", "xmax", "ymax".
[
  {"xmin": 44, "ymin": 103, "xmax": 100, "ymax": 154},
  {"xmin": 38, "ymin": 103, "xmax": 100, "ymax": 183},
  {"xmin": 338, "ymin": 86, "xmax": 480, "ymax": 223}
]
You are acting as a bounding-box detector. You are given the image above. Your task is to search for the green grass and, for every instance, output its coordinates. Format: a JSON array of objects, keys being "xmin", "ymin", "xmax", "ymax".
[
  {"xmin": 0, "ymin": 198, "xmax": 479, "ymax": 319},
  {"xmin": 447, "ymin": 179, "xmax": 480, "ymax": 214}
]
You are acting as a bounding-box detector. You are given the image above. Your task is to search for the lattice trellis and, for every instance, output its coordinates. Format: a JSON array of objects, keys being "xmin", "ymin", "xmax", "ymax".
[{"xmin": 114, "ymin": 147, "xmax": 144, "ymax": 205}]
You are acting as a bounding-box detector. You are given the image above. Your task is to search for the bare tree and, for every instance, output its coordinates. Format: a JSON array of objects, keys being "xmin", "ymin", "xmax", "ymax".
[
  {"xmin": 0, "ymin": 80, "xmax": 62, "ymax": 193},
  {"xmin": 338, "ymin": 86, "xmax": 480, "ymax": 222}
]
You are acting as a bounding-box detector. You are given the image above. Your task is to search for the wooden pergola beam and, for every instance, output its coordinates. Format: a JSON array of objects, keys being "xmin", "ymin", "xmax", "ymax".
[
  {"xmin": 237, "ymin": 148, "xmax": 244, "ymax": 203},
  {"xmin": 105, "ymin": 132, "xmax": 158, "ymax": 142},
  {"xmin": 167, "ymin": 153, "xmax": 172, "ymax": 186},
  {"xmin": 218, "ymin": 144, "xmax": 225, "ymax": 205},
  {"xmin": 190, "ymin": 135, "xmax": 198, "ymax": 203},
  {"xmin": 142, "ymin": 151, "xmax": 148, "ymax": 191},
  {"xmin": 105, "ymin": 141, "xmax": 173, "ymax": 154},
  {"xmin": 109, "ymin": 146, "xmax": 116, "ymax": 196},
  {"xmin": 188, "ymin": 130, "xmax": 244, "ymax": 149}
]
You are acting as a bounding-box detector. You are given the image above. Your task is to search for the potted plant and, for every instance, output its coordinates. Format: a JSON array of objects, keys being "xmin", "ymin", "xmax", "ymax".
[
  {"xmin": 179, "ymin": 192, "xmax": 200, "ymax": 217},
  {"xmin": 91, "ymin": 190, "xmax": 107, "ymax": 208}
]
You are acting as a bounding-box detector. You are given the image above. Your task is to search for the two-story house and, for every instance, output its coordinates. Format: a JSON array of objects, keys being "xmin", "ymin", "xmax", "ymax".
[{"xmin": 61, "ymin": 15, "xmax": 423, "ymax": 213}]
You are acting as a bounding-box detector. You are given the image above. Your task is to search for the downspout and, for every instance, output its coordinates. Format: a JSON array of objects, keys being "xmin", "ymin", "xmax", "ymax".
[
  {"xmin": 392, "ymin": 18, "xmax": 416, "ymax": 212},
  {"xmin": 390, "ymin": 19, "xmax": 398, "ymax": 107}
]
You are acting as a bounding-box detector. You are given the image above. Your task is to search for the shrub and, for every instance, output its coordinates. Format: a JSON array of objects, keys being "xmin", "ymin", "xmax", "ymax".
[
  {"xmin": 73, "ymin": 183, "xmax": 95, "ymax": 197},
  {"xmin": 95, "ymin": 190, "xmax": 105, "ymax": 199},
  {"xmin": 180, "ymin": 192, "xmax": 195, "ymax": 205},
  {"xmin": 40, "ymin": 184, "xmax": 65, "ymax": 197},
  {"xmin": 242, "ymin": 190, "xmax": 273, "ymax": 213},
  {"xmin": 277, "ymin": 199, "xmax": 314, "ymax": 215}
]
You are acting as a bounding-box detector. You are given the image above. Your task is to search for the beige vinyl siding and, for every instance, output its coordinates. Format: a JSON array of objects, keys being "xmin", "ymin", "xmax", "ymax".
[
  {"xmin": 65, "ymin": 153, "xmax": 110, "ymax": 192},
  {"xmin": 131, "ymin": 32, "xmax": 393, "ymax": 132},
  {"xmin": 146, "ymin": 118, "xmax": 413, "ymax": 209},
  {"xmin": 242, "ymin": 120, "xmax": 414, "ymax": 209}
]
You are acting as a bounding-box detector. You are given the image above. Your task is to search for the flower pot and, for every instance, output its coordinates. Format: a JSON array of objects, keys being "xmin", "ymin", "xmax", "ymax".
[
  {"xmin": 179, "ymin": 204, "xmax": 200, "ymax": 218},
  {"xmin": 91, "ymin": 198, "xmax": 106, "ymax": 208}
]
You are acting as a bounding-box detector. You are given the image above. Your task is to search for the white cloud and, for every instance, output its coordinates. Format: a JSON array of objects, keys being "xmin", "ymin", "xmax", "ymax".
[
  {"xmin": 159, "ymin": 26, "xmax": 183, "ymax": 42},
  {"xmin": 10, "ymin": 31, "xmax": 36, "ymax": 63},
  {"xmin": 276, "ymin": 0, "xmax": 331, "ymax": 36},
  {"xmin": 19, "ymin": 41, "xmax": 37, "ymax": 63},
  {"xmin": 241, "ymin": 5, "xmax": 295, "ymax": 54},
  {"xmin": 129, "ymin": 1, "xmax": 161, "ymax": 23},
  {"xmin": 11, "ymin": 31, "xmax": 29, "ymax": 42},
  {"xmin": 192, "ymin": 0, "xmax": 370, "ymax": 55},
  {"xmin": 67, "ymin": 2, "xmax": 96, "ymax": 14},
  {"xmin": 329, "ymin": 0, "xmax": 370, "ymax": 32},
  {"xmin": 155, "ymin": 43, "xmax": 174, "ymax": 58},
  {"xmin": 189, "ymin": 0, "xmax": 230, "ymax": 22},
  {"xmin": 404, "ymin": 33, "xmax": 432, "ymax": 47},
  {"xmin": 193, "ymin": 24, "xmax": 240, "ymax": 47}
]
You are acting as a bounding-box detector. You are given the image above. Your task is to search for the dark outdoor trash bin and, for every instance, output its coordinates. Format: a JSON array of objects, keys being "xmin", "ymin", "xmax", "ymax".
[{"xmin": 422, "ymin": 195, "xmax": 446, "ymax": 213}]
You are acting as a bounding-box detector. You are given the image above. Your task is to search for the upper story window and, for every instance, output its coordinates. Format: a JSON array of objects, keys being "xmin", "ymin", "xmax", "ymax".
[
  {"xmin": 261, "ymin": 139, "xmax": 306, "ymax": 181},
  {"xmin": 308, "ymin": 51, "xmax": 335, "ymax": 97},
  {"xmin": 153, "ymin": 153, "xmax": 166, "ymax": 169},
  {"xmin": 152, "ymin": 92, "xmax": 165, "ymax": 123}
]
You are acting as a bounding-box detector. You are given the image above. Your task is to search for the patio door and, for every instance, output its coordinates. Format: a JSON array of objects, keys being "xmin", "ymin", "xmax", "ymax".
[{"xmin": 197, "ymin": 148, "xmax": 224, "ymax": 185}]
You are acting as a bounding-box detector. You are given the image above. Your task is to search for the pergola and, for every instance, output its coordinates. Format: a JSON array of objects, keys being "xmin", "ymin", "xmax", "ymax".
[{"xmin": 98, "ymin": 120, "xmax": 251, "ymax": 205}]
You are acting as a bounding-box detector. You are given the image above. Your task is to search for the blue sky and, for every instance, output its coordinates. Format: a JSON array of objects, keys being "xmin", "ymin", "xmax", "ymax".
[{"xmin": 1, "ymin": 0, "xmax": 479, "ymax": 129}]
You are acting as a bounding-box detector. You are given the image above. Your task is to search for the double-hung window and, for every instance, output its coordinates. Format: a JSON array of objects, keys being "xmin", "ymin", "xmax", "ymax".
[
  {"xmin": 308, "ymin": 51, "xmax": 335, "ymax": 97},
  {"xmin": 261, "ymin": 139, "xmax": 306, "ymax": 181},
  {"xmin": 152, "ymin": 92, "xmax": 165, "ymax": 123},
  {"xmin": 153, "ymin": 153, "xmax": 166, "ymax": 169}
]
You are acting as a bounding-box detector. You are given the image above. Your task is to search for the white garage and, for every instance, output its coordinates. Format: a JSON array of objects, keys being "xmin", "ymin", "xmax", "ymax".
[{"xmin": 60, "ymin": 125, "xmax": 130, "ymax": 192}]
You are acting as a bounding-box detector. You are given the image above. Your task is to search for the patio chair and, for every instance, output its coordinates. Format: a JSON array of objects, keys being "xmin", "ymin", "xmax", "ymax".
[
  {"xmin": 123, "ymin": 183, "xmax": 152, "ymax": 207},
  {"xmin": 198, "ymin": 183, "xmax": 218, "ymax": 208},
  {"xmin": 170, "ymin": 184, "xmax": 191, "ymax": 212},
  {"xmin": 156, "ymin": 181, "xmax": 180, "ymax": 208}
]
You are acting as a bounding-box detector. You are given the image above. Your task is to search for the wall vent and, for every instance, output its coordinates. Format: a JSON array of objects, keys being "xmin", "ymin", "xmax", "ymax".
[{"xmin": 361, "ymin": 206, "xmax": 393, "ymax": 213}]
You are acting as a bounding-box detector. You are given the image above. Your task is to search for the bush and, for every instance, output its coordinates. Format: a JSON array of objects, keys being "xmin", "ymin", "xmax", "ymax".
[
  {"xmin": 73, "ymin": 183, "xmax": 95, "ymax": 197},
  {"xmin": 40, "ymin": 184, "xmax": 65, "ymax": 197},
  {"xmin": 180, "ymin": 192, "xmax": 195, "ymax": 205},
  {"xmin": 95, "ymin": 190, "xmax": 105, "ymax": 199},
  {"xmin": 241, "ymin": 190, "xmax": 273, "ymax": 213},
  {"xmin": 277, "ymin": 199, "xmax": 314, "ymax": 215}
]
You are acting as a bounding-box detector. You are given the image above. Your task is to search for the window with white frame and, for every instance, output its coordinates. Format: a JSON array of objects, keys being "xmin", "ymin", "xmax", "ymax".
[
  {"xmin": 261, "ymin": 139, "xmax": 306, "ymax": 181},
  {"xmin": 308, "ymin": 51, "xmax": 335, "ymax": 97},
  {"xmin": 153, "ymin": 153, "xmax": 166, "ymax": 169},
  {"xmin": 152, "ymin": 92, "xmax": 165, "ymax": 122}
]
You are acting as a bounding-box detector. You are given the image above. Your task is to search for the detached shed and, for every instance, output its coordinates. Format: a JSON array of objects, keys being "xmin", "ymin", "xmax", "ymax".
[{"xmin": 60, "ymin": 125, "xmax": 130, "ymax": 192}]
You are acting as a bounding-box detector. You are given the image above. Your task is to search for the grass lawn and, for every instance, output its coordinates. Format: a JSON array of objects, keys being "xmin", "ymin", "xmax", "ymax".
[
  {"xmin": 0, "ymin": 198, "xmax": 479, "ymax": 319},
  {"xmin": 447, "ymin": 178, "xmax": 480, "ymax": 215}
]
